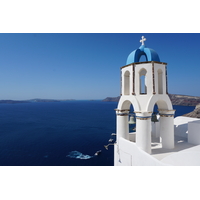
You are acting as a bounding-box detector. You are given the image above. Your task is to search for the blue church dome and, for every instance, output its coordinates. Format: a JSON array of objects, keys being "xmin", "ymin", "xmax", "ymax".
[{"xmin": 126, "ymin": 36, "xmax": 160, "ymax": 65}]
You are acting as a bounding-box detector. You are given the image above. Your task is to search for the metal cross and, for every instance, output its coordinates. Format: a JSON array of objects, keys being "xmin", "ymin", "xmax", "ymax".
[{"xmin": 140, "ymin": 36, "xmax": 146, "ymax": 45}]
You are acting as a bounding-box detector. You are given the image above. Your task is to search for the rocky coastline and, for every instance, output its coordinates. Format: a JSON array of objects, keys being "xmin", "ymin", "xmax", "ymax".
[{"xmin": 183, "ymin": 104, "xmax": 200, "ymax": 118}]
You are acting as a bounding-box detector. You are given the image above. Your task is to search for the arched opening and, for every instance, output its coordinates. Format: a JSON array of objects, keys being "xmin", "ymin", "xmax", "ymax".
[
  {"xmin": 119, "ymin": 100, "xmax": 136, "ymax": 142},
  {"xmin": 158, "ymin": 69, "xmax": 163, "ymax": 94},
  {"xmin": 139, "ymin": 69, "xmax": 147, "ymax": 95},
  {"xmin": 124, "ymin": 71, "xmax": 130, "ymax": 95},
  {"xmin": 139, "ymin": 55, "xmax": 147, "ymax": 62},
  {"xmin": 147, "ymin": 95, "xmax": 173, "ymax": 112}
]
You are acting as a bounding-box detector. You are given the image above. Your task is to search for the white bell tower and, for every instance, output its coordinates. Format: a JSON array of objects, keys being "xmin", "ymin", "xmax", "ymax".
[{"xmin": 114, "ymin": 36, "xmax": 175, "ymax": 165}]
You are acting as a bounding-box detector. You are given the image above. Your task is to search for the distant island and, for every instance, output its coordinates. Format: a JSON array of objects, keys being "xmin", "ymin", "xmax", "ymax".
[
  {"xmin": 102, "ymin": 94, "xmax": 200, "ymax": 107},
  {"xmin": 29, "ymin": 99, "xmax": 76, "ymax": 102},
  {"xmin": 2, "ymin": 94, "xmax": 200, "ymax": 107},
  {"xmin": 0, "ymin": 100, "xmax": 30, "ymax": 104},
  {"xmin": 0, "ymin": 99, "xmax": 76, "ymax": 104}
]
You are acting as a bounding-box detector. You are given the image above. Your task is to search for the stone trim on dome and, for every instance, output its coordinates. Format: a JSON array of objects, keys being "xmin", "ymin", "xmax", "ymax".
[{"xmin": 121, "ymin": 61, "xmax": 167, "ymax": 69}]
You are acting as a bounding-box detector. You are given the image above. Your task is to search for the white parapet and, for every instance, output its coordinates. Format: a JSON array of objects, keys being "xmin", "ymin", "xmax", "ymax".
[
  {"xmin": 174, "ymin": 116, "xmax": 200, "ymax": 138},
  {"xmin": 114, "ymin": 137, "xmax": 165, "ymax": 166},
  {"xmin": 188, "ymin": 120, "xmax": 200, "ymax": 145}
]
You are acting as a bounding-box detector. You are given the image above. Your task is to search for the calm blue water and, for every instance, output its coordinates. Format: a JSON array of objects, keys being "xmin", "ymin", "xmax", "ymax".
[{"xmin": 0, "ymin": 101, "xmax": 195, "ymax": 166}]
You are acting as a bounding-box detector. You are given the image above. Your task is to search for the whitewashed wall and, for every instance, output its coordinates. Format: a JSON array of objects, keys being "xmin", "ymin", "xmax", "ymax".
[{"xmin": 114, "ymin": 137, "xmax": 165, "ymax": 166}]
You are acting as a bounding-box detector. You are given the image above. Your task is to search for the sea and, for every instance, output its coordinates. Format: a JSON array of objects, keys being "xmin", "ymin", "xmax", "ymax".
[{"xmin": 0, "ymin": 100, "xmax": 195, "ymax": 166}]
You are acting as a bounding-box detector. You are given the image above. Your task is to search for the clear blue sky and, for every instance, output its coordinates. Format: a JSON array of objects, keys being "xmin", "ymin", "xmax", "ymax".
[{"xmin": 0, "ymin": 33, "xmax": 199, "ymax": 100}]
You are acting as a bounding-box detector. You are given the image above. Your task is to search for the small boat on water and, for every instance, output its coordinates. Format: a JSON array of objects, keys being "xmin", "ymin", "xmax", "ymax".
[{"xmin": 95, "ymin": 150, "xmax": 102, "ymax": 156}]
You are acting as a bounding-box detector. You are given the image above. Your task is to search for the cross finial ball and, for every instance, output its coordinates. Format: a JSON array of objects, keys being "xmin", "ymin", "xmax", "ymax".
[{"xmin": 140, "ymin": 36, "xmax": 146, "ymax": 45}]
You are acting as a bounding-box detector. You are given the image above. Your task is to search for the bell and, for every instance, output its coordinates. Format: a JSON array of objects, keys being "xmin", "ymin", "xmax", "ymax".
[
  {"xmin": 129, "ymin": 116, "xmax": 136, "ymax": 124},
  {"xmin": 151, "ymin": 112, "xmax": 158, "ymax": 123}
]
